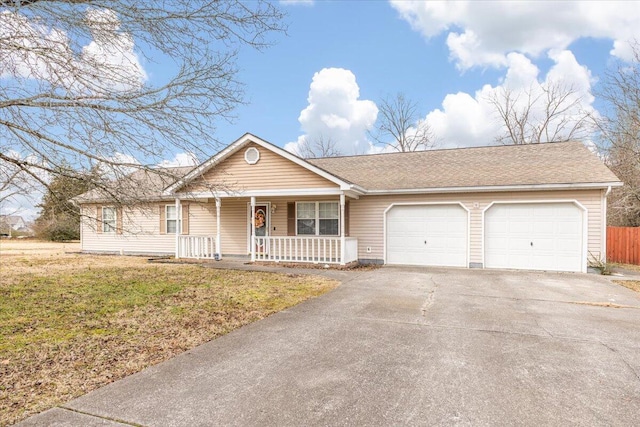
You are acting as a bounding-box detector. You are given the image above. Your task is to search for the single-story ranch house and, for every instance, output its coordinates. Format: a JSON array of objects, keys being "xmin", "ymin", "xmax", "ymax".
[{"xmin": 77, "ymin": 133, "xmax": 622, "ymax": 273}]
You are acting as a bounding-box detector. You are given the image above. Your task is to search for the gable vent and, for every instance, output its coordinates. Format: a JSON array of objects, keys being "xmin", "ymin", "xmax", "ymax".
[{"xmin": 244, "ymin": 147, "xmax": 260, "ymax": 165}]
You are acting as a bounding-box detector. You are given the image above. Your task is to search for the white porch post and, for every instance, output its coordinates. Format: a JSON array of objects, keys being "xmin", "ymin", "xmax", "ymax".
[
  {"xmin": 340, "ymin": 193, "xmax": 346, "ymax": 265},
  {"xmin": 175, "ymin": 198, "xmax": 181, "ymax": 259},
  {"xmin": 215, "ymin": 197, "xmax": 221, "ymax": 260},
  {"xmin": 250, "ymin": 196, "xmax": 256, "ymax": 262}
]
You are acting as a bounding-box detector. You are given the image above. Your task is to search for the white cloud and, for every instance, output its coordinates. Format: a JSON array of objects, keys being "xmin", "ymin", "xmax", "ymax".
[
  {"xmin": 108, "ymin": 152, "xmax": 140, "ymax": 166},
  {"xmin": 0, "ymin": 11, "xmax": 72, "ymax": 82},
  {"xmin": 425, "ymin": 50, "xmax": 596, "ymax": 148},
  {"xmin": 390, "ymin": 0, "xmax": 640, "ymax": 69},
  {"xmin": 79, "ymin": 8, "xmax": 147, "ymax": 94},
  {"xmin": 286, "ymin": 68, "xmax": 378, "ymax": 156},
  {"xmin": 0, "ymin": 8, "xmax": 146, "ymax": 93},
  {"xmin": 158, "ymin": 152, "xmax": 198, "ymax": 168}
]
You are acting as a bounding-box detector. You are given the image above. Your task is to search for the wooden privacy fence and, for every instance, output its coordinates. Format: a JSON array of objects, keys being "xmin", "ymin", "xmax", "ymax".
[{"xmin": 607, "ymin": 227, "xmax": 640, "ymax": 265}]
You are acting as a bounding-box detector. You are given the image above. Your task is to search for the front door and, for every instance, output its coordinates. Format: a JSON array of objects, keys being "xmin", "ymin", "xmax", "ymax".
[{"xmin": 252, "ymin": 204, "xmax": 269, "ymax": 253}]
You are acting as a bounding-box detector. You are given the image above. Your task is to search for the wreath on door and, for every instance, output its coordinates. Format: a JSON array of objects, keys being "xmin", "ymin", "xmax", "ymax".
[{"xmin": 254, "ymin": 209, "xmax": 266, "ymax": 229}]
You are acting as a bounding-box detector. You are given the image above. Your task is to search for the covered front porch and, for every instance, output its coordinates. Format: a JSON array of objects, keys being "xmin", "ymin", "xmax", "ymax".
[{"xmin": 173, "ymin": 193, "xmax": 359, "ymax": 265}]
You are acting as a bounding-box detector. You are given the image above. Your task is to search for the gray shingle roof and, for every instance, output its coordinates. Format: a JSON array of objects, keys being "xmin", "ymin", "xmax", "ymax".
[
  {"xmin": 75, "ymin": 166, "xmax": 193, "ymax": 203},
  {"xmin": 76, "ymin": 141, "xmax": 621, "ymax": 204},
  {"xmin": 307, "ymin": 141, "xmax": 620, "ymax": 191}
]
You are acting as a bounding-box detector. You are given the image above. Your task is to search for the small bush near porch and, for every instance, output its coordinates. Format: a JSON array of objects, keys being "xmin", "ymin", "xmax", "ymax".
[{"xmin": 0, "ymin": 241, "xmax": 338, "ymax": 426}]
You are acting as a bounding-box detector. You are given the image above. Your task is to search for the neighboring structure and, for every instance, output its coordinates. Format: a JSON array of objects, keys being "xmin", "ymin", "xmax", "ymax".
[
  {"xmin": 0, "ymin": 215, "xmax": 30, "ymax": 236},
  {"xmin": 76, "ymin": 133, "xmax": 622, "ymax": 273}
]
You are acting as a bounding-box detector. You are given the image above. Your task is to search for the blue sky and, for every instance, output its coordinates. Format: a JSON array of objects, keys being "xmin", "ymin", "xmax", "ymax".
[{"xmin": 196, "ymin": 0, "xmax": 639, "ymax": 157}]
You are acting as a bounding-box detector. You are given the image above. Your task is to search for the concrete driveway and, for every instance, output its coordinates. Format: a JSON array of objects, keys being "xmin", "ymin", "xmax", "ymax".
[{"xmin": 19, "ymin": 267, "xmax": 640, "ymax": 426}]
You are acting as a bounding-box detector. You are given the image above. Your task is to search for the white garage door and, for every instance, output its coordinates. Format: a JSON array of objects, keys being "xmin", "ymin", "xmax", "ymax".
[
  {"xmin": 386, "ymin": 204, "xmax": 468, "ymax": 267},
  {"xmin": 484, "ymin": 203, "xmax": 584, "ymax": 272}
]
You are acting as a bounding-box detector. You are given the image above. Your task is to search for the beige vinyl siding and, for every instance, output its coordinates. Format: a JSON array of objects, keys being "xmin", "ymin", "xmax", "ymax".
[
  {"xmin": 187, "ymin": 202, "xmax": 216, "ymax": 235},
  {"xmin": 218, "ymin": 199, "xmax": 247, "ymax": 254},
  {"xmin": 81, "ymin": 203, "xmax": 174, "ymax": 254},
  {"xmin": 81, "ymin": 202, "xmax": 217, "ymax": 255},
  {"xmin": 214, "ymin": 196, "xmax": 341, "ymax": 255},
  {"xmin": 82, "ymin": 189, "xmax": 604, "ymax": 266},
  {"xmin": 81, "ymin": 196, "xmax": 344, "ymax": 257},
  {"xmin": 184, "ymin": 143, "xmax": 338, "ymax": 193},
  {"xmin": 349, "ymin": 189, "xmax": 603, "ymax": 265}
]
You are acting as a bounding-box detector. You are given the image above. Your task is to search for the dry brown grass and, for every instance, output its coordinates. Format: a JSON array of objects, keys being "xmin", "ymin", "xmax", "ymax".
[
  {"xmin": 0, "ymin": 239, "xmax": 80, "ymax": 257},
  {"xmin": 613, "ymin": 280, "xmax": 640, "ymax": 293},
  {"xmin": 0, "ymin": 241, "xmax": 338, "ymax": 426},
  {"xmin": 615, "ymin": 263, "xmax": 640, "ymax": 273}
]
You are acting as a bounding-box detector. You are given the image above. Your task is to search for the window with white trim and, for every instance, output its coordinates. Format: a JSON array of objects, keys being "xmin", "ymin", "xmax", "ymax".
[
  {"xmin": 102, "ymin": 207, "xmax": 116, "ymax": 233},
  {"xmin": 296, "ymin": 202, "xmax": 339, "ymax": 236},
  {"xmin": 166, "ymin": 205, "xmax": 178, "ymax": 233}
]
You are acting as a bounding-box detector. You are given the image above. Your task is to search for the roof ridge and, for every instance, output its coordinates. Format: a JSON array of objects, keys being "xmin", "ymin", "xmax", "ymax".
[{"xmin": 311, "ymin": 140, "xmax": 581, "ymax": 161}]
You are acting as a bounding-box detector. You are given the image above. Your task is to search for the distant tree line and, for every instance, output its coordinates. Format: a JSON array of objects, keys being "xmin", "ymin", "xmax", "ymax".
[{"xmin": 33, "ymin": 167, "xmax": 98, "ymax": 241}]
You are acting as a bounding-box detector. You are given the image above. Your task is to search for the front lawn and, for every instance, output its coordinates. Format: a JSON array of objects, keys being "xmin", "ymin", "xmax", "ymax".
[{"xmin": 0, "ymin": 245, "xmax": 338, "ymax": 426}]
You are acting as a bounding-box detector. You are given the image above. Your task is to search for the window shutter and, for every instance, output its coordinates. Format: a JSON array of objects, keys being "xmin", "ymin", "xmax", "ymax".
[
  {"xmin": 116, "ymin": 208, "xmax": 123, "ymax": 235},
  {"xmin": 181, "ymin": 204, "xmax": 189, "ymax": 235},
  {"xmin": 96, "ymin": 206, "xmax": 102, "ymax": 233},
  {"xmin": 159, "ymin": 205, "xmax": 166, "ymax": 234},
  {"xmin": 345, "ymin": 200, "xmax": 350, "ymax": 237},
  {"xmin": 287, "ymin": 202, "xmax": 296, "ymax": 236}
]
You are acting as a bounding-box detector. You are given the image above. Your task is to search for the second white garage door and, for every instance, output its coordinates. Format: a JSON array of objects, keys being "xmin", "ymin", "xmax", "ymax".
[
  {"xmin": 484, "ymin": 202, "xmax": 584, "ymax": 272},
  {"xmin": 386, "ymin": 204, "xmax": 468, "ymax": 267}
]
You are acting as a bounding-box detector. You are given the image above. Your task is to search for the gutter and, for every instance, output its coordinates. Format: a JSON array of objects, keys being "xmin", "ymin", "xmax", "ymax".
[{"xmin": 364, "ymin": 182, "xmax": 623, "ymax": 195}]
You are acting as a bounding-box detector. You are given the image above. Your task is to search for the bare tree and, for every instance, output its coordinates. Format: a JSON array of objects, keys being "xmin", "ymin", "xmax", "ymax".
[
  {"xmin": 487, "ymin": 81, "xmax": 594, "ymax": 145},
  {"xmin": 0, "ymin": 158, "xmax": 44, "ymax": 219},
  {"xmin": 296, "ymin": 135, "xmax": 342, "ymax": 159},
  {"xmin": 0, "ymin": 1, "xmax": 285, "ymax": 210},
  {"xmin": 0, "ymin": 164, "xmax": 37, "ymax": 206},
  {"xmin": 370, "ymin": 93, "xmax": 435, "ymax": 152},
  {"xmin": 598, "ymin": 41, "xmax": 640, "ymax": 226}
]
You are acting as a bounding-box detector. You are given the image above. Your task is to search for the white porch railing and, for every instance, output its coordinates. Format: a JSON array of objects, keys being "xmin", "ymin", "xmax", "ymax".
[
  {"xmin": 177, "ymin": 235, "xmax": 216, "ymax": 259},
  {"xmin": 254, "ymin": 236, "xmax": 358, "ymax": 265}
]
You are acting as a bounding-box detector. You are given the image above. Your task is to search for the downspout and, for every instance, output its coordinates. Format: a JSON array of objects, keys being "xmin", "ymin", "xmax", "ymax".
[{"xmin": 603, "ymin": 186, "xmax": 611, "ymax": 262}]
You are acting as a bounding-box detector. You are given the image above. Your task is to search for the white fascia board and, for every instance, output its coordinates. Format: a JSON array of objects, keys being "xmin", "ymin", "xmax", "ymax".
[
  {"xmin": 163, "ymin": 133, "xmax": 353, "ymax": 195},
  {"xmin": 365, "ymin": 182, "xmax": 623, "ymax": 195},
  {"xmin": 341, "ymin": 183, "xmax": 366, "ymax": 194},
  {"xmin": 180, "ymin": 188, "xmax": 348, "ymax": 199}
]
